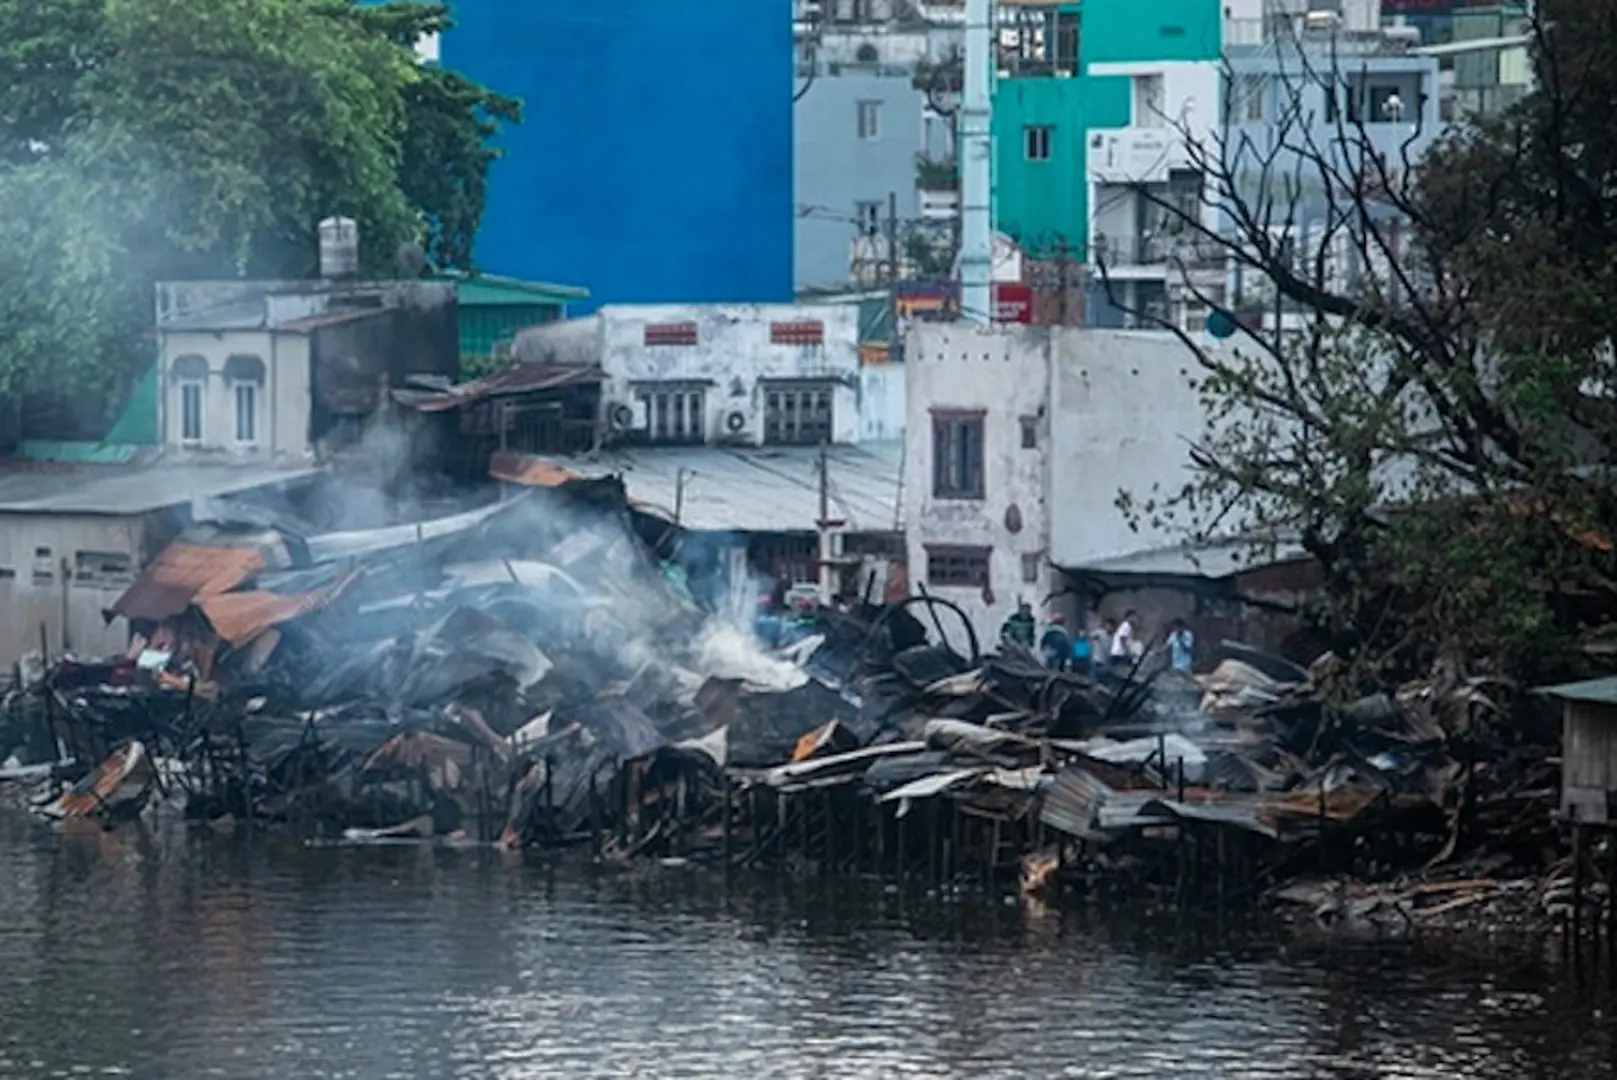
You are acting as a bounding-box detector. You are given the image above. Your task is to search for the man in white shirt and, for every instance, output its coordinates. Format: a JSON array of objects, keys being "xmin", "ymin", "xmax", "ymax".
[{"xmin": 1109, "ymin": 610, "xmax": 1138, "ymax": 668}]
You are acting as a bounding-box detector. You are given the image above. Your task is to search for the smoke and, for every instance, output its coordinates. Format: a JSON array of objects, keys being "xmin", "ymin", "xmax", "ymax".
[{"xmin": 266, "ymin": 464, "xmax": 803, "ymax": 712}]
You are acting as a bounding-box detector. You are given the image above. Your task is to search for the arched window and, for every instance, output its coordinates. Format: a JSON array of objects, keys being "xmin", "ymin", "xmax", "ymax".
[
  {"xmin": 224, "ymin": 354, "xmax": 265, "ymax": 445},
  {"xmin": 171, "ymin": 354, "xmax": 208, "ymax": 444}
]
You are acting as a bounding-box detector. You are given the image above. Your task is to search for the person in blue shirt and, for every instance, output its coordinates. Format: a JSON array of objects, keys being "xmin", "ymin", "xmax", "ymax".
[
  {"xmin": 1166, "ymin": 618, "xmax": 1195, "ymax": 673},
  {"xmin": 1039, "ymin": 613, "xmax": 1073, "ymax": 671}
]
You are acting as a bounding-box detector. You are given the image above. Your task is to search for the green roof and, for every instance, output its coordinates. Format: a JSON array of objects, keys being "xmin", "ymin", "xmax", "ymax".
[
  {"xmin": 1539, "ymin": 677, "xmax": 1617, "ymax": 705},
  {"xmin": 433, "ymin": 271, "xmax": 589, "ymax": 307}
]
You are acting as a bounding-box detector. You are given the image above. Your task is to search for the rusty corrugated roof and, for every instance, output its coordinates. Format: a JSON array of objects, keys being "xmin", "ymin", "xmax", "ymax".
[
  {"xmin": 488, "ymin": 451, "xmax": 581, "ymax": 488},
  {"xmin": 197, "ymin": 571, "xmax": 358, "ymax": 646},
  {"xmin": 110, "ymin": 542, "xmax": 267, "ymax": 623}
]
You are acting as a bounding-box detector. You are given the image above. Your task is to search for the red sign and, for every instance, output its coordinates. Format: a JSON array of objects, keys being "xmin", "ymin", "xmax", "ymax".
[{"xmin": 993, "ymin": 283, "xmax": 1033, "ymax": 324}]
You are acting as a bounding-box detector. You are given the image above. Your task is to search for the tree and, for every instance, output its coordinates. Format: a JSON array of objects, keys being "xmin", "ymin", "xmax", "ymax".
[
  {"xmin": 0, "ymin": 0, "xmax": 519, "ymax": 396},
  {"xmin": 1102, "ymin": 3, "xmax": 1617, "ymax": 679}
]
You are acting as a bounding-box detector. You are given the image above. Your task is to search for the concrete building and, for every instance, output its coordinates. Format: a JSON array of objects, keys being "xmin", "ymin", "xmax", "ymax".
[
  {"xmin": 1084, "ymin": 60, "xmax": 1224, "ymax": 328},
  {"xmin": 513, "ymin": 305, "xmax": 862, "ymax": 448},
  {"xmin": 795, "ymin": 64, "xmax": 932, "ymax": 291},
  {"xmin": 1219, "ymin": 28, "xmax": 1441, "ymax": 314},
  {"xmin": 438, "ymin": 1, "xmax": 793, "ymax": 309},
  {"xmin": 904, "ymin": 322, "xmax": 1244, "ymax": 641},
  {"xmin": 0, "ymin": 460, "xmax": 319, "ymax": 667},
  {"xmin": 992, "ymin": 0, "xmax": 1224, "ymax": 264},
  {"xmin": 154, "ymin": 280, "xmax": 458, "ymax": 459},
  {"xmin": 432, "ymin": 272, "xmax": 588, "ymax": 364}
]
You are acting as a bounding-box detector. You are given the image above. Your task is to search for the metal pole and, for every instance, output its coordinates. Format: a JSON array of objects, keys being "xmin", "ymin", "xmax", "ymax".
[{"xmin": 959, "ymin": 0, "xmax": 994, "ymax": 324}]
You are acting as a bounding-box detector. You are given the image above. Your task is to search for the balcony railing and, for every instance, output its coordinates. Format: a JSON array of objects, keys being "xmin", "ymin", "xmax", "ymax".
[
  {"xmin": 916, "ymin": 156, "xmax": 958, "ymax": 192},
  {"xmin": 1092, "ymin": 233, "xmax": 1226, "ymax": 268}
]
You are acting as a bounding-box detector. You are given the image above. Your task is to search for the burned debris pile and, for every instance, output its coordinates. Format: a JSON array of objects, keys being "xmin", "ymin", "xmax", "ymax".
[{"xmin": 0, "ymin": 487, "xmax": 1569, "ymax": 925}]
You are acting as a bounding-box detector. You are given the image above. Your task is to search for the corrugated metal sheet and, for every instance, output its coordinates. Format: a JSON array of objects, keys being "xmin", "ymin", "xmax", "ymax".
[
  {"xmin": 1073, "ymin": 536, "xmax": 1310, "ymax": 580},
  {"xmin": 110, "ymin": 543, "xmax": 268, "ymax": 623},
  {"xmin": 403, "ymin": 363, "xmax": 606, "ymax": 413},
  {"xmin": 489, "ymin": 451, "xmax": 579, "ymax": 488},
  {"xmin": 497, "ymin": 444, "xmax": 904, "ymax": 533},
  {"xmin": 197, "ymin": 571, "xmax": 358, "ymax": 646},
  {"xmin": 1040, "ymin": 765, "xmax": 1112, "ymax": 839}
]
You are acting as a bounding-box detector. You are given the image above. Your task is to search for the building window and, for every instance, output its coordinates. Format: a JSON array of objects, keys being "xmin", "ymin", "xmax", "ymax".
[
  {"xmin": 770, "ymin": 321, "xmax": 825, "ymax": 346},
  {"xmin": 1134, "ymin": 74, "xmax": 1166, "ymax": 127},
  {"xmin": 234, "ymin": 382, "xmax": 258, "ymax": 444},
  {"xmin": 932, "ymin": 410, "xmax": 985, "ymax": 500},
  {"xmin": 172, "ymin": 353, "xmax": 208, "ymax": 444},
  {"xmin": 763, "ymin": 384, "xmax": 835, "ymax": 445},
  {"xmin": 1019, "ymin": 416, "xmax": 1038, "ymax": 449},
  {"xmin": 855, "ymin": 201, "xmax": 881, "ymax": 236},
  {"xmin": 857, "ymin": 99, "xmax": 881, "ymax": 140},
  {"xmin": 926, "ymin": 545, "xmax": 991, "ymax": 588},
  {"xmin": 180, "ymin": 381, "xmax": 203, "ymax": 443},
  {"xmin": 644, "ymin": 322, "xmax": 699, "ymax": 347},
  {"xmin": 74, "ymin": 551, "xmax": 134, "ymax": 588},
  {"xmin": 32, "ymin": 546, "xmax": 52, "ymax": 586},
  {"xmin": 639, "ymin": 386, "xmax": 705, "ymax": 444},
  {"xmin": 1234, "ymin": 74, "xmax": 1266, "ymax": 123},
  {"xmin": 1024, "ymin": 125, "xmax": 1052, "ymax": 161},
  {"xmin": 223, "ymin": 353, "xmax": 265, "ymax": 447},
  {"xmin": 1021, "ymin": 552, "xmax": 1042, "ymax": 583}
]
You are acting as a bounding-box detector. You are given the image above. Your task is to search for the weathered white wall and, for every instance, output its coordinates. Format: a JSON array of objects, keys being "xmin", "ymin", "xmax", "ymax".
[
  {"xmin": 0, "ymin": 513, "xmax": 154, "ymax": 667},
  {"xmin": 524, "ymin": 305, "xmax": 862, "ymax": 445},
  {"xmin": 903, "ymin": 323, "xmax": 1054, "ymax": 644},
  {"xmin": 903, "ymin": 324, "xmax": 1225, "ymax": 644},
  {"xmin": 158, "ymin": 330, "xmax": 311, "ymax": 458},
  {"xmin": 1046, "ymin": 329, "xmax": 1210, "ymax": 567},
  {"xmin": 857, "ymin": 363, "xmax": 906, "ymax": 443}
]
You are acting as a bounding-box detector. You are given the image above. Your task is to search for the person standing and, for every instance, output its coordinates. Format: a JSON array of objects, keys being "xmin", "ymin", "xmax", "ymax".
[
  {"xmin": 1166, "ymin": 618, "xmax": 1196, "ymax": 673},
  {"xmin": 1109, "ymin": 610, "xmax": 1138, "ymax": 669},
  {"xmin": 1039, "ymin": 613, "xmax": 1073, "ymax": 671},
  {"xmin": 1000, "ymin": 601, "xmax": 1036, "ymax": 650}
]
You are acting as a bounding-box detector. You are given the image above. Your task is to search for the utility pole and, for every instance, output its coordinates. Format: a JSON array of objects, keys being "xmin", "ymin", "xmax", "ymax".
[
  {"xmin": 959, "ymin": 0, "xmax": 994, "ymax": 324},
  {"xmin": 674, "ymin": 467, "xmax": 689, "ymax": 527},
  {"xmin": 1057, "ymin": 236, "xmax": 1069, "ymax": 325},
  {"xmin": 886, "ymin": 189, "xmax": 900, "ymax": 363},
  {"xmin": 816, "ymin": 442, "xmax": 837, "ymax": 605},
  {"xmin": 886, "ymin": 190, "xmax": 899, "ymax": 287}
]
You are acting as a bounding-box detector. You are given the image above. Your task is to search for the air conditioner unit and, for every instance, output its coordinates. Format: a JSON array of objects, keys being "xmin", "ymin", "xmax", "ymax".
[
  {"xmin": 607, "ymin": 399, "xmax": 649, "ymax": 432},
  {"xmin": 720, "ymin": 409, "xmax": 751, "ymax": 440},
  {"xmin": 1304, "ymin": 10, "xmax": 1342, "ymax": 32}
]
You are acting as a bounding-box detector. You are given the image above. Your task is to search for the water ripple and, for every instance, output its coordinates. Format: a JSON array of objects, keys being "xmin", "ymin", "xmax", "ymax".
[{"xmin": 0, "ymin": 816, "xmax": 1612, "ymax": 1079}]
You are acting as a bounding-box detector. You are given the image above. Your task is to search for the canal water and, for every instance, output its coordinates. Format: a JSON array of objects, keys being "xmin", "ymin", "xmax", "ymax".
[{"xmin": 0, "ymin": 815, "xmax": 1613, "ymax": 1079}]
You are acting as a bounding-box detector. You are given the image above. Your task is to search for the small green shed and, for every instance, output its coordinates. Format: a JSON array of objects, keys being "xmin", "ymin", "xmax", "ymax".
[
  {"xmin": 1541, "ymin": 676, "xmax": 1617, "ymax": 825},
  {"xmin": 433, "ymin": 272, "xmax": 589, "ymax": 361}
]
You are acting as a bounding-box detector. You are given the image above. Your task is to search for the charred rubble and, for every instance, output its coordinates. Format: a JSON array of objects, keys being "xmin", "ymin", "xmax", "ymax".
[{"xmin": 0, "ymin": 478, "xmax": 1576, "ymax": 928}]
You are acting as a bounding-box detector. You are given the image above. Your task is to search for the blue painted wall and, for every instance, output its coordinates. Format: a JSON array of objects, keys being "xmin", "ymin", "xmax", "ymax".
[{"xmin": 439, "ymin": 1, "xmax": 794, "ymax": 311}]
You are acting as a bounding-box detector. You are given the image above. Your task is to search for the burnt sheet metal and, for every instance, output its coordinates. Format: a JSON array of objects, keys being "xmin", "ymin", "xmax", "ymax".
[
  {"xmin": 863, "ymin": 750, "xmax": 956, "ymax": 794},
  {"xmin": 489, "ymin": 452, "xmax": 583, "ymax": 489},
  {"xmin": 706, "ymin": 678, "xmax": 862, "ymax": 769},
  {"xmin": 1137, "ymin": 796, "xmax": 1280, "ymax": 840},
  {"xmin": 878, "ymin": 768, "xmax": 986, "ymax": 814},
  {"xmin": 764, "ymin": 740, "xmax": 928, "ymax": 788},
  {"xmin": 400, "ymin": 363, "xmax": 606, "ymax": 413},
  {"xmin": 1040, "ymin": 765, "xmax": 1115, "ymax": 840},
  {"xmin": 110, "ymin": 542, "xmax": 268, "ymax": 624},
  {"xmin": 198, "ymin": 570, "xmax": 359, "ymax": 646}
]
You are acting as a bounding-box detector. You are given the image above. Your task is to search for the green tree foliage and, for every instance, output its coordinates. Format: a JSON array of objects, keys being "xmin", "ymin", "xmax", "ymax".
[
  {"xmin": 1104, "ymin": 3, "xmax": 1617, "ymax": 680},
  {"xmin": 0, "ymin": 0, "xmax": 518, "ymax": 396}
]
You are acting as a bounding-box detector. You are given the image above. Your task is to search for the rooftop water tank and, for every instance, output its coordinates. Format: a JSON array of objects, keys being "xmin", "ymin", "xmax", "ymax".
[{"xmin": 318, "ymin": 216, "xmax": 359, "ymax": 279}]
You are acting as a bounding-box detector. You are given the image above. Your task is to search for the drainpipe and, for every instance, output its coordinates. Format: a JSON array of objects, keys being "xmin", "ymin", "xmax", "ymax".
[{"xmin": 959, "ymin": 0, "xmax": 995, "ymax": 325}]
